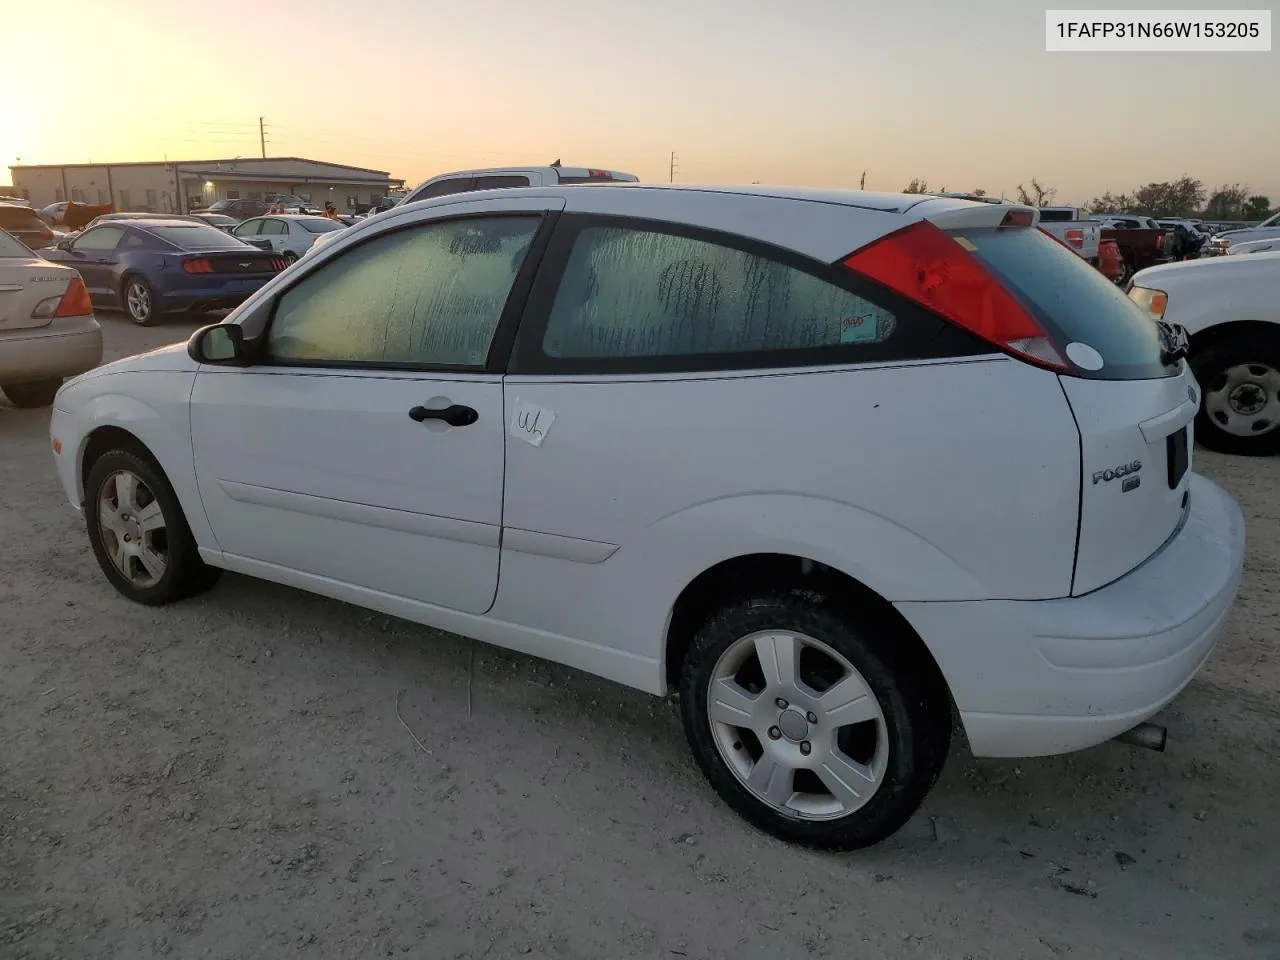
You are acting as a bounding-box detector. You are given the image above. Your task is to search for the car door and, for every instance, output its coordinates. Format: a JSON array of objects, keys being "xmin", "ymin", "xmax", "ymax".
[
  {"xmin": 189, "ymin": 195, "xmax": 565, "ymax": 614},
  {"xmin": 61, "ymin": 225, "xmax": 127, "ymax": 301},
  {"xmin": 256, "ymin": 218, "xmax": 288, "ymax": 253}
]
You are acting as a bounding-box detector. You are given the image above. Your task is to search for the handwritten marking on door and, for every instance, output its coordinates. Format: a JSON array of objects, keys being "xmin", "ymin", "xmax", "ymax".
[{"xmin": 510, "ymin": 398, "xmax": 556, "ymax": 447}]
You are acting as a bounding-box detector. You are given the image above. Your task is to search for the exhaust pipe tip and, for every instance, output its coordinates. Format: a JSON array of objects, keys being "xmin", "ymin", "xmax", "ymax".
[{"xmin": 1114, "ymin": 721, "xmax": 1167, "ymax": 753}]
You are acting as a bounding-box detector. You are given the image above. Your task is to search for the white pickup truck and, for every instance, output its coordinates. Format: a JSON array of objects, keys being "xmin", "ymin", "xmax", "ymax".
[
  {"xmin": 1035, "ymin": 207, "xmax": 1102, "ymax": 262},
  {"xmin": 1128, "ymin": 252, "xmax": 1280, "ymax": 456}
]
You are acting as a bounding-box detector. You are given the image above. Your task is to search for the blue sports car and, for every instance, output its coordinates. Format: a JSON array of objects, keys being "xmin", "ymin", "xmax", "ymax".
[{"xmin": 42, "ymin": 218, "xmax": 288, "ymax": 325}]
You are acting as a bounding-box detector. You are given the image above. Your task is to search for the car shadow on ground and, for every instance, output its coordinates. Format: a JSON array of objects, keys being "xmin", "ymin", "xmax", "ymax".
[{"xmin": 179, "ymin": 568, "xmax": 1276, "ymax": 929}]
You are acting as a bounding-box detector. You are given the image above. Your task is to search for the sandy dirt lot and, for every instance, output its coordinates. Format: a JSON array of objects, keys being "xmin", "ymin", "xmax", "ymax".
[{"xmin": 2, "ymin": 313, "xmax": 1277, "ymax": 960}]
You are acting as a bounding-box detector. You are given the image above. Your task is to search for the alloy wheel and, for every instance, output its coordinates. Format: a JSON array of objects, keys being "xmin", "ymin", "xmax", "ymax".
[
  {"xmin": 97, "ymin": 469, "xmax": 168, "ymax": 587},
  {"xmin": 706, "ymin": 630, "xmax": 890, "ymax": 820}
]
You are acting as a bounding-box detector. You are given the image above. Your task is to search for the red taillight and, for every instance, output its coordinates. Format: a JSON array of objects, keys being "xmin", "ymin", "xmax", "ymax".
[
  {"xmin": 273, "ymin": 257, "xmax": 286, "ymax": 271},
  {"xmin": 587, "ymin": 169, "xmax": 611, "ymax": 179},
  {"xmin": 1156, "ymin": 233, "xmax": 1165, "ymax": 251},
  {"xmin": 52, "ymin": 276, "xmax": 92, "ymax": 317},
  {"xmin": 1000, "ymin": 209, "xmax": 1035, "ymax": 227},
  {"xmin": 1064, "ymin": 228, "xmax": 1084, "ymax": 247},
  {"xmin": 183, "ymin": 258, "xmax": 214, "ymax": 274},
  {"xmin": 842, "ymin": 220, "xmax": 1068, "ymax": 371}
]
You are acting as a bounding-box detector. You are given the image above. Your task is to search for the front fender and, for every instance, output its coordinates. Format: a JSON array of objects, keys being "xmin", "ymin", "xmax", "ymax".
[{"xmin": 55, "ymin": 371, "xmax": 216, "ymax": 550}]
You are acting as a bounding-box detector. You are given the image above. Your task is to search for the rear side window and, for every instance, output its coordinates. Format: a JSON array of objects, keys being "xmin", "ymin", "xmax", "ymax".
[
  {"xmin": 415, "ymin": 178, "xmax": 478, "ymax": 201},
  {"xmin": 517, "ymin": 218, "xmax": 983, "ymax": 373},
  {"xmin": 957, "ymin": 227, "xmax": 1175, "ymax": 380},
  {"xmin": 475, "ymin": 175, "xmax": 529, "ymax": 190}
]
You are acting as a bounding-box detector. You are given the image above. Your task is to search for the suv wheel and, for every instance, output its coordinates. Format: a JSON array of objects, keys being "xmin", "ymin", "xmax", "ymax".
[
  {"xmin": 679, "ymin": 588, "xmax": 951, "ymax": 850},
  {"xmin": 1191, "ymin": 332, "xmax": 1280, "ymax": 456}
]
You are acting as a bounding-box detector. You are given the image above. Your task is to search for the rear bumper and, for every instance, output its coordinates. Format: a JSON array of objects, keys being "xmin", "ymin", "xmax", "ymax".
[
  {"xmin": 156, "ymin": 277, "xmax": 272, "ymax": 314},
  {"xmin": 0, "ymin": 315, "xmax": 103, "ymax": 384},
  {"xmin": 896, "ymin": 474, "xmax": 1245, "ymax": 758}
]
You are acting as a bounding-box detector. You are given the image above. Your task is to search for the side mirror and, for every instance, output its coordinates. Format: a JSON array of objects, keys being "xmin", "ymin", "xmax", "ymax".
[{"xmin": 188, "ymin": 322, "xmax": 246, "ymax": 365}]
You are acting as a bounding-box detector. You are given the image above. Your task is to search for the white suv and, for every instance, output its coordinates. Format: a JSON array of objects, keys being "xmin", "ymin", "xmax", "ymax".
[{"xmin": 48, "ymin": 184, "xmax": 1244, "ymax": 849}]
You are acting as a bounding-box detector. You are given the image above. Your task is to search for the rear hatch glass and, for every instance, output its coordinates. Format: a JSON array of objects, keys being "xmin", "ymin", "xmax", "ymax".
[
  {"xmin": 955, "ymin": 225, "xmax": 1192, "ymax": 595},
  {"xmin": 148, "ymin": 224, "xmax": 256, "ymax": 250},
  {"xmin": 953, "ymin": 226, "xmax": 1177, "ymax": 381}
]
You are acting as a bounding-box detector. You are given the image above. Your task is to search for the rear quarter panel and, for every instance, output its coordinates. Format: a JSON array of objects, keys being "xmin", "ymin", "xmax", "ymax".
[{"xmin": 494, "ymin": 358, "xmax": 1081, "ymax": 675}]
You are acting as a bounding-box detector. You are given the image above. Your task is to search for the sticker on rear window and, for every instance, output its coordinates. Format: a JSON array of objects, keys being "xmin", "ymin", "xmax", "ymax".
[
  {"xmin": 840, "ymin": 308, "xmax": 895, "ymax": 344},
  {"xmin": 952, "ymin": 236, "xmax": 978, "ymax": 252}
]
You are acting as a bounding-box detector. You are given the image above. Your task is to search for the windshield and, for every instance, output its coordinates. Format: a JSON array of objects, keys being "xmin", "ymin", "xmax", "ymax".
[
  {"xmin": 297, "ymin": 218, "xmax": 343, "ymax": 234},
  {"xmin": 0, "ymin": 230, "xmax": 33, "ymax": 257},
  {"xmin": 955, "ymin": 226, "xmax": 1177, "ymax": 380},
  {"xmin": 145, "ymin": 224, "xmax": 250, "ymax": 250}
]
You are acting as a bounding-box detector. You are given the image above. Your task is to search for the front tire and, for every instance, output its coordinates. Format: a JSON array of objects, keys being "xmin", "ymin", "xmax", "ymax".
[
  {"xmin": 123, "ymin": 276, "xmax": 158, "ymax": 326},
  {"xmin": 84, "ymin": 449, "xmax": 221, "ymax": 604},
  {"xmin": 2, "ymin": 378, "xmax": 62, "ymax": 408},
  {"xmin": 1191, "ymin": 333, "xmax": 1280, "ymax": 456},
  {"xmin": 679, "ymin": 588, "xmax": 951, "ymax": 850}
]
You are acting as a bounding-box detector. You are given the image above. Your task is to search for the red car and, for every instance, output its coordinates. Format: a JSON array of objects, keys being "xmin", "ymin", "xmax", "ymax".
[{"xmin": 0, "ymin": 202, "xmax": 55, "ymax": 249}]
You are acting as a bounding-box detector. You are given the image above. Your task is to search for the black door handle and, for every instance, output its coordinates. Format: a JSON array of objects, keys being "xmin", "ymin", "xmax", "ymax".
[{"xmin": 408, "ymin": 403, "xmax": 478, "ymax": 427}]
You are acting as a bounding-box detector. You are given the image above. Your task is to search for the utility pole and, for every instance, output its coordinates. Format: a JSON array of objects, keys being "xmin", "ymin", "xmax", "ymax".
[
  {"xmin": 259, "ymin": 116, "xmax": 267, "ymax": 159},
  {"xmin": 860, "ymin": 170, "xmax": 866, "ymax": 190},
  {"xmin": 669, "ymin": 151, "xmax": 678, "ymax": 183}
]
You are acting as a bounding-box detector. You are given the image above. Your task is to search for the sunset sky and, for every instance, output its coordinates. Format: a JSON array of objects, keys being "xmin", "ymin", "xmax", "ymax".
[{"xmin": 4, "ymin": 0, "xmax": 1277, "ymax": 205}]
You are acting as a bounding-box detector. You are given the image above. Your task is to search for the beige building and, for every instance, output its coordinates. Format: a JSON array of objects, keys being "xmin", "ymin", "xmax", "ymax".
[{"xmin": 9, "ymin": 156, "xmax": 404, "ymax": 213}]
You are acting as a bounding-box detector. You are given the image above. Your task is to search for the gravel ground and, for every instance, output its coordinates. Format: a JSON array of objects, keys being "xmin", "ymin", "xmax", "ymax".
[{"xmin": 1, "ymin": 313, "xmax": 1277, "ymax": 960}]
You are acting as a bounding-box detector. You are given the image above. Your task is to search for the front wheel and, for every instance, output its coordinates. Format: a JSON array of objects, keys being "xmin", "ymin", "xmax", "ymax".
[
  {"xmin": 679, "ymin": 589, "xmax": 951, "ymax": 850},
  {"xmin": 1191, "ymin": 333, "xmax": 1280, "ymax": 456},
  {"xmin": 123, "ymin": 276, "xmax": 157, "ymax": 326},
  {"xmin": 2, "ymin": 378, "xmax": 62, "ymax": 408},
  {"xmin": 84, "ymin": 449, "xmax": 222, "ymax": 604}
]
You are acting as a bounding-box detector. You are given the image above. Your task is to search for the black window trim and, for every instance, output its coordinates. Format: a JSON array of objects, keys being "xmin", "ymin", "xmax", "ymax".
[
  {"xmin": 239, "ymin": 209, "xmax": 560, "ymax": 376},
  {"xmin": 506, "ymin": 213, "xmax": 989, "ymax": 376}
]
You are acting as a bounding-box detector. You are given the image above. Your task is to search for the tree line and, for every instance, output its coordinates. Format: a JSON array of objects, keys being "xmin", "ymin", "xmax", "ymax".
[{"xmin": 900, "ymin": 175, "xmax": 1273, "ymax": 220}]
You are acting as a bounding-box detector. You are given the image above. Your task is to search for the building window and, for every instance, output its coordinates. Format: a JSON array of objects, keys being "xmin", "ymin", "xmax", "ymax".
[
  {"xmin": 119, "ymin": 189, "xmax": 131, "ymax": 210},
  {"xmin": 55, "ymin": 188, "xmax": 64, "ymax": 202},
  {"xmin": 265, "ymin": 191, "xmax": 278, "ymax": 202},
  {"xmin": 71, "ymin": 189, "xmax": 87, "ymax": 202},
  {"xmin": 145, "ymin": 189, "xmax": 158, "ymax": 211},
  {"xmin": 98, "ymin": 189, "xmax": 108, "ymax": 203},
  {"xmin": 227, "ymin": 189, "xmax": 241, "ymax": 200},
  {"xmin": 248, "ymin": 191, "xmax": 262, "ymax": 201}
]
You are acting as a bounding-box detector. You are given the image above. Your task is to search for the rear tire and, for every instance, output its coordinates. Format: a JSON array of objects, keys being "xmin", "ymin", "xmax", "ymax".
[
  {"xmin": 1191, "ymin": 333, "xmax": 1280, "ymax": 457},
  {"xmin": 679, "ymin": 587, "xmax": 951, "ymax": 850},
  {"xmin": 84, "ymin": 448, "xmax": 222, "ymax": 604},
  {"xmin": 2, "ymin": 378, "xmax": 62, "ymax": 408},
  {"xmin": 122, "ymin": 276, "xmax": 158, "ymax": 326}
]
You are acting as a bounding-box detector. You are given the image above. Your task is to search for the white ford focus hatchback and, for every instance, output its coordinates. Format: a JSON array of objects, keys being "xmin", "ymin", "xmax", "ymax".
[{"xmin": 50, "ymin": 185, "xmax": 1245, "ymax": 849}]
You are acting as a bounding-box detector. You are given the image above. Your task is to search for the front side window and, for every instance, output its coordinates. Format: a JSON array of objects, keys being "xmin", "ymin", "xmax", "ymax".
[
  {"xmin": 266, "ymin": 216, "xmax": 539, "ymax": 368},
  {"xmin": 538, "ymin": 225, "xmax": 903, "ymax": 363},
  {"xmin": 233, "ymin": 219, "xmax": 262, "ymax": 237},
  {"xmin": 72, "ymin": 226, "xmax": 125, "ymax": 252},
  {"xmin": 259, "ymin": 220, "xmax": 287, "ymax": 236}
]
